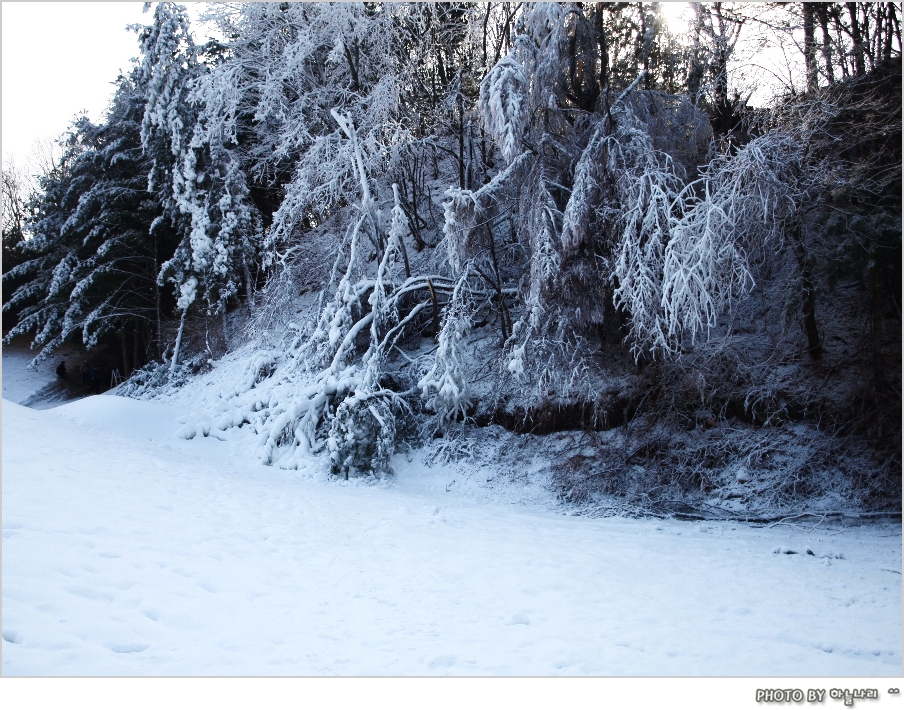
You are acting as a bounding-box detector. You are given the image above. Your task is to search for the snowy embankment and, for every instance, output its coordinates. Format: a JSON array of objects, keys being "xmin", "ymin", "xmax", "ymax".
[{"xmin": 2, "ymin": 385, "xmax": 901, "ymax": 676}]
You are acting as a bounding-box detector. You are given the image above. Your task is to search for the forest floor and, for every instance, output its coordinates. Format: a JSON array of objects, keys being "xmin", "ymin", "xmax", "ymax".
[{"xmin": 2, "ymin": 345, "xmax": 901, "ymax": 675}]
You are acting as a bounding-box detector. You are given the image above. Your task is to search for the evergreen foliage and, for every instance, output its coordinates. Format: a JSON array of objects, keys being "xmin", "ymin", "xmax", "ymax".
[{"xmin": 4, "ymin": 72, "xmax": 174, "ymax": 367}]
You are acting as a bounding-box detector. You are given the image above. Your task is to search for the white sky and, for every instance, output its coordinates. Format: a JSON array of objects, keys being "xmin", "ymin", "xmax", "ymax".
[
  {"xmin": 1, "ymin": 2, "xmax": 215, "ymax": 176},
  {"xmin": 2, "ymin": 3, "xmax": 149, "ymax": 170}
]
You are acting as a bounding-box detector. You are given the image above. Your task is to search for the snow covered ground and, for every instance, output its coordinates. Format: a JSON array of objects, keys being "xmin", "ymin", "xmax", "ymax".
[
  {"xmin": 2, "ymin": 386, "xmax": 900, "ymax": 676},
  {"xmin": 2, "ymin": 337, "xmax": 88, "ymax": 409},
  {"xmin": 3, "ymin": 338, "xmax": 59, "ymax": 406}
]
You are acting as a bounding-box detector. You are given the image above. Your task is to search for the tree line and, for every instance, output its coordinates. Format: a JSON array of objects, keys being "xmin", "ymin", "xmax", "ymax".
[{"xmin": 2, "ymin": 3, "xmax": 900, "ymax": 496}]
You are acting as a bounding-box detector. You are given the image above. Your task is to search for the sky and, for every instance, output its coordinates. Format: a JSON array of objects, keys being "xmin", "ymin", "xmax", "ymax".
[
  {"xmin": 659, "ymin": 1, "xmax": 690, "ymax": 31},
  {"xmin": 1, "ymin": 2, "xmax": 215, "ymax": 176},
  {"xmin": 2, "ymin": 3, "xmax": 150, "ymax": 171},
  {"xmin": 1, "ymin": 1, "xmax": 793, "ymax": 178}
]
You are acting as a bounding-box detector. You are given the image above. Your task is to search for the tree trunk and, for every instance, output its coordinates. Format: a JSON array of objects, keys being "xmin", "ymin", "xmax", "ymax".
[
  {"xmin": 848, "ymin": 2, "xmax": 866, "ymax": 76},
  {"xmin": 803, "ymin": 3, "xmax": 819, "ymax": 92},
  {"xmin": 154, "ymin": 231, "xmax": 162, "ymax": 360},
  {"xmin": 457, "ymin": 91, "xmax": 465, "ymax": 189},
  {"xmin": 121, "ymin": 324, "xmax": 130, "ymax": 378},
  {"xmin": 171, "ymin": 307, "xmax": 187, "ymax": 371},
  {"xmin": 640, "ymin": 2, "xmax": 652, "ymax": 91},
  {"xmin": 891, "ymin": 3, "xmax": 902, "ymax": 58},
  {"xmin": 342, "ymin": 39, "xmax": 360, "ymax": 91},
  {"xmin": 791, "ymin": 223, "xmax": 822, "ymax": 360},
  {"xmin": 133, "ymin": 324, "xmax": 140, "ymax": 373},
  {"xmin": 817, "ymin": 5, "xmax": 835, "ymax": 84},
  {"xmin": 436, "ymin": 44, "xmax": 447, "ymax": 86},
  {"xmin": 712, "ymin": 4, "xmax": 729, "ymax": 110},
  {"xmin": 883, "ymin": 2, "xmax": 895, "ymax": 61},
  {"xmin": 482, "ymin": 4, "xmax": 491, "ymax": 69},
  {"xmin": 595, "ymin": 3, "xmax": 608, "ymax": 92},
  {"xmin": 242, "ymin": 252, "xmax": 254, "ymax": 313},
  {"xmin": 427, "ymin": 278, "xmax": 440, "ymax": 338}
]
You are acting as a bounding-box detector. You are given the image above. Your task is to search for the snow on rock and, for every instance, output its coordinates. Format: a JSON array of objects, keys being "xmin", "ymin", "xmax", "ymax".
[{"xmin": 2, "ymin": 395, "xmax": 900, "ymax": 675}]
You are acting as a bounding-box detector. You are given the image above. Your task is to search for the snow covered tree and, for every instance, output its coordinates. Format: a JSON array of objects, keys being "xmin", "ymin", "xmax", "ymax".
[
  {"xmin": 436, "ymin": 5, "xmax": 712, "ymax": 410},
  {"xmin": 3, "ymin": 72, "xmax": 174, "ymax": 371},
  {"xmin": 2, "ymin": 145, "xmax": 78, "ymax": 360},
  {"xmin": 2, "ymin": 162, "xmax": 32, "ymax": 324},
  {"xmin": 418, "ymin": 270, "xmax": 473, "ymax": 425},
  {"xmin": 178, "ymin": 111, "xmax": 444, "ymax": 474},
  {"xmin": 136, "ymin": 2, "xmax": 211, "ymax": 368},
  {"xmin": 9, "ymin": 1, "xmax": 890, "ymax": 506}
]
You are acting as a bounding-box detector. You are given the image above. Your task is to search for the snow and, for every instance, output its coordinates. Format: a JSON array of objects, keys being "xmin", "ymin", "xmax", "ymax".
[
  {"xmin": 1, "ymin": 337, "xmax": 81, "ymax": 409},
  {"xmin": 3, "ymin": 388, "xmax": 900, "ymax": 675}
]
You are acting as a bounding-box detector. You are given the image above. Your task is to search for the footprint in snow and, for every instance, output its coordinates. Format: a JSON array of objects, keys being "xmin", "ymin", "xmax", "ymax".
[
  {"xmin": 109, "ymin": 643, "xmax": 149, "ymax": 654},
  {"xmin": 2, "ymin": 630, "xmax": 22, "ymax": 644},
  {"xmin": 506, "ymin": 612, "xmax": 530, "ymax": 626},
  {"xmin": 66, "ymin": 585, "xmax": 114, "ymax": 602}
]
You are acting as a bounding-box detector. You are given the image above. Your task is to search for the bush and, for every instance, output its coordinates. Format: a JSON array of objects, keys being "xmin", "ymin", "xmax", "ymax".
[
  {"xmin": 116, "ymin": 355, "xmax": 207, "ymax": 399},
  {"xmin": 328, "ymin": 393, "xmax": 397, "ymax": 479}
]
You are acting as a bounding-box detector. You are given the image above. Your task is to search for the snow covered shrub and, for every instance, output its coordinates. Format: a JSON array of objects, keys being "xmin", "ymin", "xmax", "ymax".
[
  {"xmin": 115, "ymin": 361, "xmax": 170, "ymax": 398},
  {"xmin": 422, "ymin": 428, "xmax": 479, "ymax": 467},
  {"xmin": 418, "ymin": 275, "xmax": 473, "ymax": 426},
  {"xmin": 116, "ymin": 355, "xmax": 207, "ymax": 399},
  {"xmin": 328, "ymin": 393, "xmax": 397, "ymax": 479}
]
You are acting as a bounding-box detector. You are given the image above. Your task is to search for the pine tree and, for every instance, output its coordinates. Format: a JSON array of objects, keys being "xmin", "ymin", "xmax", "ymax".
[
  {"xmin": 136, "ymin": 2, "xmax": 207, "ymax": 367},
  {"xmin": 3, "ymin": 72, "xmax": 173, "ymax": 370},
  {"xmin": 2, "ymin": 123, "xmax": 88, "ymax": 361},
  {"xmin": 2, "ymin": 163, "xmax": 30, "ymax": 323},
  {"xmin": 136, "ymin": 3, "xmax": 271, "ymax": 367}
]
